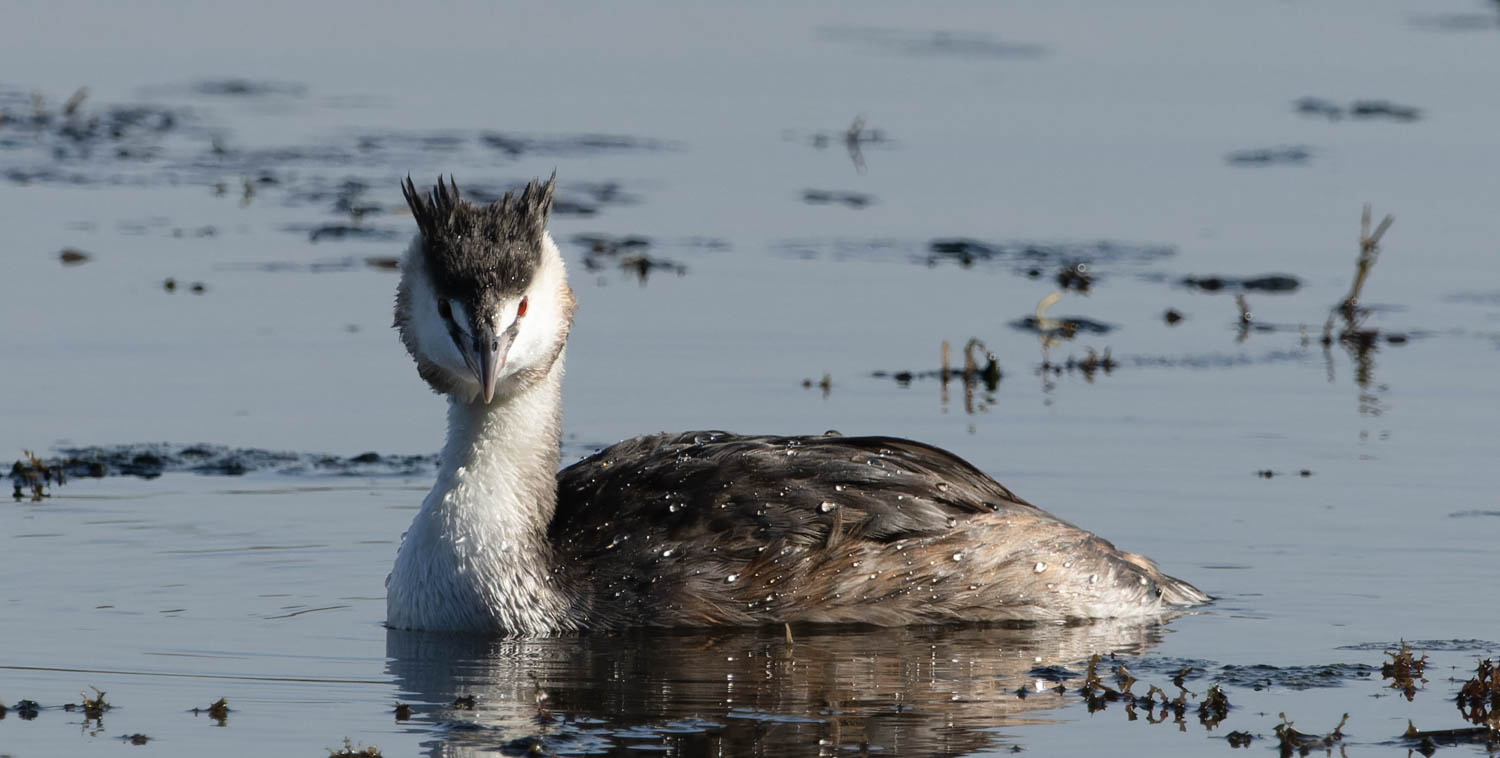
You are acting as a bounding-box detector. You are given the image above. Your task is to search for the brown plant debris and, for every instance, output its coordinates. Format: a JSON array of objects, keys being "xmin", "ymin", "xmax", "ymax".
[
  {"xmin": 1457, "ymin": 658, "xmax": 1500, "ymax": 730},
  {"xmin": 192, "ymin": 697, "xmax": 229, "ymax": 724},
  {"xmin": 1198, "ymin": 684, "xmax": 1230, "ymax": 728},
  {"xmin": 77, "ymin": 687, "xmax": 110, "ymax": 720},
  {"xmin": 1273, "ymin": 712, "xmax": 1347, "ymax": 757},
  {"xmin": 394, "ymin": 702, "xmax": 411, "ymax": 721},
  {"xmin": 11, "ymin": 449, "xmax": 65, "ymax": 501},
  {"xmin": 329, "ymin": 738, "xmax": 382, "ymax": 757},
  {"xmin": 1381, "ymin": 640, "xmax": 1428, "ymax": 701}
]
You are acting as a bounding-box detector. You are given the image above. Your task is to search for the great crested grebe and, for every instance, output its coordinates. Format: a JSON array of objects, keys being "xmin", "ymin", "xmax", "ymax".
[{"xmin": 385, "ymin": 175, "xmax": 1208, "ymax": 634}]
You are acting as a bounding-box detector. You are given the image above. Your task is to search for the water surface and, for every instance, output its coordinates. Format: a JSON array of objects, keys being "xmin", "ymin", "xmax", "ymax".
[{"xmin": 4, "ymin": 0, "xmax": 1500, "ymax": 755}]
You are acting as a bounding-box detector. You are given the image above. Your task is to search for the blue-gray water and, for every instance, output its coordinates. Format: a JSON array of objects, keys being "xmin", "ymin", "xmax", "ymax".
[{"xmin": 4, "ymin": 1, "xmax": 1500, "ymax": 755}]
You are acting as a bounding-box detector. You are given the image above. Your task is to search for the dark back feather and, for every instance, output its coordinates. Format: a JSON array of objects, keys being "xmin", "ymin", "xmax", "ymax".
[{"xmin": 551, "ymin": 432, "xmax": 1045, "ymax": 570}]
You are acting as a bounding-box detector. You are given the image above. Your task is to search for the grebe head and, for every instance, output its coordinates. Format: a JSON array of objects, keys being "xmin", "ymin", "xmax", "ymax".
[{"xmin": 394, "ymin": 174, "xmax": 574, "ymax": 404}]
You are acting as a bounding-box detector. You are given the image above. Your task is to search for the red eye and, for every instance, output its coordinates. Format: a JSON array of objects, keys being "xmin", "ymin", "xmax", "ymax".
[
  {"xmin": 517, "ymin": 297, "xmax": 528, "ymax": 317},
  {"xmin": 437, "ymin": 300, "xmax": 452, "ymax": 320}
]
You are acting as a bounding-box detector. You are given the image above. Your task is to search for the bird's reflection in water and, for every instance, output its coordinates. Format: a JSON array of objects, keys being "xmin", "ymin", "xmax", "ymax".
[{"xmin": 387, "ymin": 620, "xmax": 1170, "ymax": 756}]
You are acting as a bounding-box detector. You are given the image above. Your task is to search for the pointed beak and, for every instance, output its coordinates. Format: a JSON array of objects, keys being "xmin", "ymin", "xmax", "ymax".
[
  {"xmin": 459, "ymin": 322, "xmax": 514, "ymax": 404},
  {"xmin": 477, "ymin": 324, "xmax": 515, "ymax": 404}
]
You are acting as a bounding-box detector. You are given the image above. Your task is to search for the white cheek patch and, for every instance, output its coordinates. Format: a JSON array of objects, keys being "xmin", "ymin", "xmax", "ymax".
[
  {"xmin": 503, "ymin": 236, "xmax": 567, "ymax": 372},
  {"xmin": 406, "ymin": 262, "xmax": 474, "ymax": 379}
]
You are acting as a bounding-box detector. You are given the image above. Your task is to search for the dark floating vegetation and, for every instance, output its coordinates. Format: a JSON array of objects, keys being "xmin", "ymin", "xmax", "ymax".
[
  {"xmin": 1055, "ymin": 262, "xmax": 1091, "ymax": 292},
  {"xmin": 10, "ymin": 444, "xmax": 438, "ymax": 486},
  {"xmin": 0, "ymin": 83, "xmax": 659, "ymax": 251},
  {"xmin": 191, "ymin": 78, "xmax": 307, "ymax": 98},
  {"xmin": 477, "ymin": 130, "xmax": 674, "ymax": 158},
  {"xmin": 1010, "ymin": 314, "xmax": 1115, "ymax": 337},
  {"xmin": 120, "ymin": 733, "xmax": 150, "ymax": 745},
  {"xmin": 574, "ymin": 232, "xmax": 652, "ymax": 257},
  {"xmin": 1179, "ymin": 274, "xmax": 1301, "ymax": 293},
  {"xmin": 1225, "ymin": 145, "xmax": 1313, "ymax": 167},
  {"xmin": 873, "ymin": 338, "xmax": 1001, "ymax": 390},
  {"xmin": 1039, "ymin": 347, "xmax": 1117, "ymax": 380},
  {"xmin": 161, "ymin": 277, "xmax": 208, "ymax": 293},
  {"xmin": 1212, "ymin": 662, "xmax": 1375, "ymax": 691},
  {"xmin": 0, "ymin": 86, "xmax": 193, "ymax": 180},
  {"xmin": 928, "ymin": 237, "xmax": 1174, "ymax": 270},
  {"xmin": 1338, "ymin": 639, "xmax": 1500, "ymax": 653},
  {"xmin": 296, "ymin": 223, "xmax": 403, "ymax": 244},
  {"xmin": 572, "ymin": 233, "xmax": 690, "ymax": 284},
  {"xmin": 875, "ymin": 339, "xmax": 1002, "ymax": 415},
  {"xmin": 773, "ymin": 236, "xmax": 1174, "ymax": 283},
  {"xmin": 801, "ymin": 188, "xmax": 873, "ymax": 208},
  {"xmin": 58, "ymin": 247, "xmax": 91, "ymax": 265},
  {"xmin": 220, "ymin": 256, "xmax": 398, "ymax": 274},
  {"xmin": 1295, "ymin": 96, "xmax": 1422, "ymax": 122}
]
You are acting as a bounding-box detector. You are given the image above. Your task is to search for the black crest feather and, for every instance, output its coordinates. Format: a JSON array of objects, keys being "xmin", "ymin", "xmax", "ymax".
[{"xmin": 402, "ymin": 172, "xmax": 558, "ymax": 300}]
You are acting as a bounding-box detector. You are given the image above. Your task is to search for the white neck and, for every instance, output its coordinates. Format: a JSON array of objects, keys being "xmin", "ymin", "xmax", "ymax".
[{"xmin": 386, "ymin": 352, "xmax": 579, "ymax": 634}]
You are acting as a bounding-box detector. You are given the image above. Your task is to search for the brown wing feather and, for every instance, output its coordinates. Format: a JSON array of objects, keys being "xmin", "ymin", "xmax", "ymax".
[{"xmin": 550, "ymin": 431, "xmax": 1205, "ymax": 627}]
